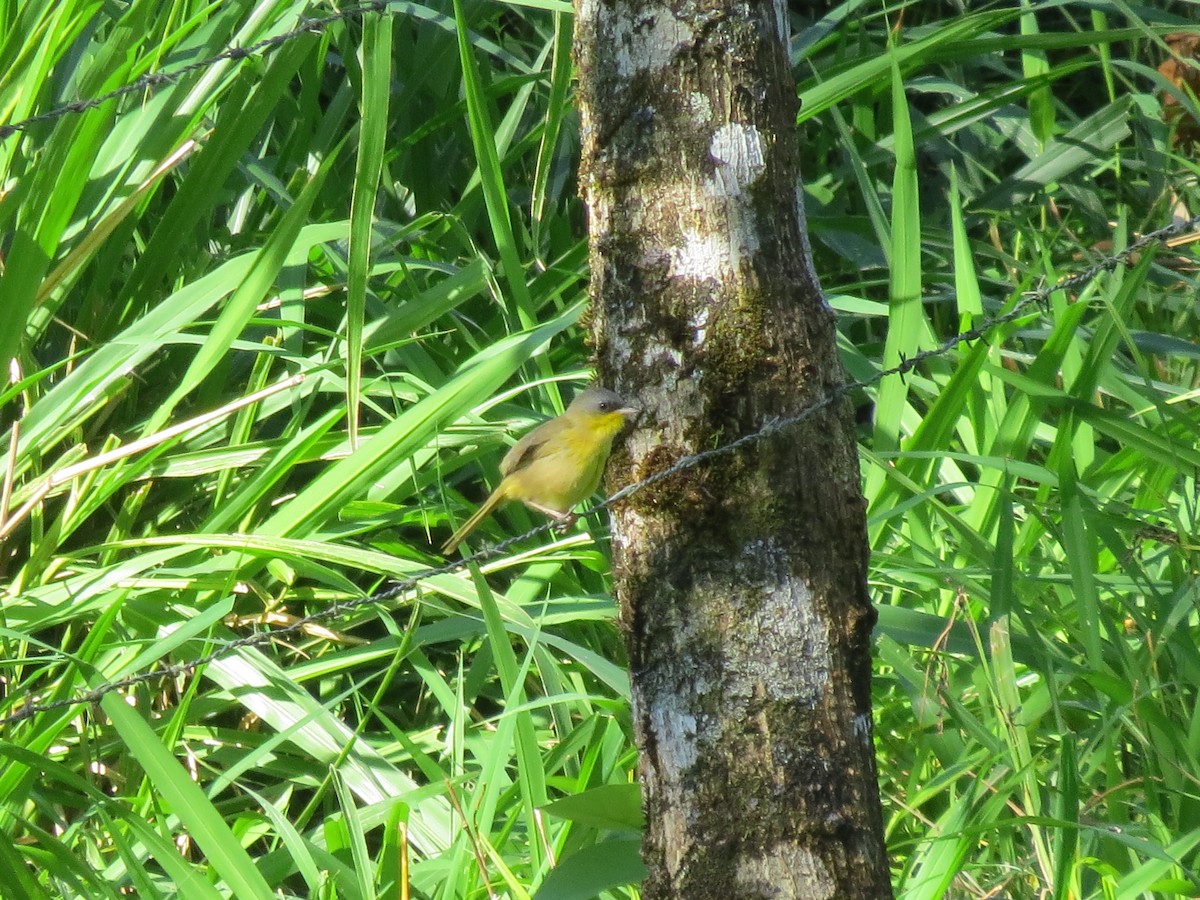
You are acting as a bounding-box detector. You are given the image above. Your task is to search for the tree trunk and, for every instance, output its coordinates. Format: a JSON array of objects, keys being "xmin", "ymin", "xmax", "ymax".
[{"xmin": 574, "ymin": 2, "xmax": 894, "ymax": 897}]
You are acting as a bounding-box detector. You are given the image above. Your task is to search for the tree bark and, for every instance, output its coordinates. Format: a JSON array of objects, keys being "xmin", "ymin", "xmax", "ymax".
[{"xmin": 574, "ymin": 2, "xmax": 894, "ymax": 898}]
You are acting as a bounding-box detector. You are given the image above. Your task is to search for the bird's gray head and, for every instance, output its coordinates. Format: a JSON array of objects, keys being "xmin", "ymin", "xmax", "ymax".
[{"xmin": 570, "ymin": 386, "xmax": 638, "ymax": 417}]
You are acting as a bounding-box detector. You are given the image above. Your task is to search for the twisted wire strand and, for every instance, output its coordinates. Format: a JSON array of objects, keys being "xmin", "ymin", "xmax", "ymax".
[{"xmin": 0, "ymin": 1, "xmax": 391, "ymax": 140}]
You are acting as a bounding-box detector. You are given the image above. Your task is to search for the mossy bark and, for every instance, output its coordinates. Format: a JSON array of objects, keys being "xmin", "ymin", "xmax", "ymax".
[{"xmin": 575, "ymin": 1, "xmax": 894, "ymax": 897}]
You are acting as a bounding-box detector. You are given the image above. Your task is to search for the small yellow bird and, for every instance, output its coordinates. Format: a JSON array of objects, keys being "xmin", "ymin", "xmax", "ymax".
[{"xmin": 440, "ymin": 386, "xmax": 638, "ymax": 555}]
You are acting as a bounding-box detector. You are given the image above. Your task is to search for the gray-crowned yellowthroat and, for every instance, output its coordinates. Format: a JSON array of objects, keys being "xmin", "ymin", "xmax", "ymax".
[{"xmin": 441, "ymin": 386, "xmax": 637, "ymax": 555}]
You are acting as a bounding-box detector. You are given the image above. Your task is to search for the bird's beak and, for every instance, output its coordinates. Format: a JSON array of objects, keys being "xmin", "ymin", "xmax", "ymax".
[{"xmin": 618, "ymin": 405, "xmax": 640, "ymax": 418}]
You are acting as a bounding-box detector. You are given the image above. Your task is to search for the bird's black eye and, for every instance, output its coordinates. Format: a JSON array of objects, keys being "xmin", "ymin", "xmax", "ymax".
[{"xmin": 598, "ymin": 401, "xmax": 610, "ymax": 410}]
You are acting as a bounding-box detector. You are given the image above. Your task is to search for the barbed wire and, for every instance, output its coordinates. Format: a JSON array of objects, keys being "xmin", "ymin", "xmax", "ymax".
[
  {"xmin": 2, "ymin": 212, "xmax": 1196, "ymax": 729},
  {"xmin": 0, "ymin": 0, "xmax": 392, "ymax": 140}
]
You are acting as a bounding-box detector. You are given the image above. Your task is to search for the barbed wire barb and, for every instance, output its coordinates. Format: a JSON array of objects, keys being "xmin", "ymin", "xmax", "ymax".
[{"xmin": 2, "ymin": 211, "xmax": 1198, "ymax": 730}]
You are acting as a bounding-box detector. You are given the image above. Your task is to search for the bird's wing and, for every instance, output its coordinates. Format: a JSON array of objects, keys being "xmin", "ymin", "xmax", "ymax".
[{"xmin": 499, "ymin": 426, "xmax": 552, "ymax": 476}]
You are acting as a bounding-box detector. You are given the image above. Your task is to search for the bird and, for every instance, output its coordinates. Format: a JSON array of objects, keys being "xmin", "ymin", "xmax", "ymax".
[{"xmin": 440, "ymin": 386, "xmax": 638, "ymax": 555}]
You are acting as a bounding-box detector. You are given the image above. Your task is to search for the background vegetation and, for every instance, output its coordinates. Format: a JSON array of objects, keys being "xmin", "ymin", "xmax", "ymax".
[{"xmin": 2, "ymin": 0, "xmax": 1199, "ymax": 897}]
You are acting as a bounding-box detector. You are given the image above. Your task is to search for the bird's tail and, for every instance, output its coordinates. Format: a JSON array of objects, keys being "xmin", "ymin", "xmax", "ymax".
[{"xmin": 441, "ymin": 487, "xmax": 507, "ymax": 555}]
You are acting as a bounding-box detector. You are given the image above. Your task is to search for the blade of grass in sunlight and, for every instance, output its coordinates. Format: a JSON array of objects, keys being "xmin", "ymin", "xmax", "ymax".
[
  {"xmin": 866, "ymin": 58, "xmax": 933, "ymax": 505},
  {"xmin": 101, "ymin": 695, "xmax": 277, "ymax": 899},
  {"xmin": 451, "ymin": 0, "xmax": 536, "ymax": 325},
  {"xmin": 345, "ymin": 9, "xmax": 393, "ymax": 449}
]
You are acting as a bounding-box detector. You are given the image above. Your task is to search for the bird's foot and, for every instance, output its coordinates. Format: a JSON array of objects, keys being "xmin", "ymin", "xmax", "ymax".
[{"xmin": 551, "ymin": 512, "xmax": 579, "ymax": 533}]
